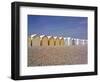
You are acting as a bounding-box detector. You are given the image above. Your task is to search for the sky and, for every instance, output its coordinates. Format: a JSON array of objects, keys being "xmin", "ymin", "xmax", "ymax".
[{"xmin": 28, "ymin": 15, "xmax": 88, "ymax": 39}]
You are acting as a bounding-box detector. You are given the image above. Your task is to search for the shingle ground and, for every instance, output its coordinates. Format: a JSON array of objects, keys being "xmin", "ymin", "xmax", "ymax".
[{"xmin": 28, "ymin": 45, "xmax": 87, "ymax": 66}]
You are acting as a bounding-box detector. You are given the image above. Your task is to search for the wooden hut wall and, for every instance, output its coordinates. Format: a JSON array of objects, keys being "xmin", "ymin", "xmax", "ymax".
[
  {"xmin": 60, "ymin": 38, "xmax": 65, "ymax": 46},
  {"xmin": 31, "ymin": 36, "xmax": 40, "ymax": 46},
  {"xmin": 48, "ymin": 37, "xmax": 55, "ymax": 46},
  {"xmin": 54, "ymin": 37, "xmax": 60, "ymax": 46}
]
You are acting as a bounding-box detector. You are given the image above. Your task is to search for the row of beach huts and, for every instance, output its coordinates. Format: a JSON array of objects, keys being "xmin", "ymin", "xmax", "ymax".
[{"xmin": 28, "ymin": 34, "xmax": 88, "ymax": 47}]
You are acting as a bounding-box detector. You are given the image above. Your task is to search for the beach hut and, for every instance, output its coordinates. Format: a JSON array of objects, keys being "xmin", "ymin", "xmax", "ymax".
[
  {"xmin": 64, "ymin": 37, "xmax": 68, "ymax": 46},
  {"xmin": 81, "ymin": 39, "xmax": 84, "ymax": 45},
  {"xmin": 82, "ymin": 39, "xmax": 87, "ymax": 45},
  {"xmin": 72, "ymin": 38, "xmax": 76, "ymax": 45},
  {"xmin": 48, "ymin": 36, "xmax": 55, "ymax": 46},
  {"xmin": 60, "ymin": 37, "xmax": 65, "ymax": 46},
  {"xmin": 28, "ymin": 36, "xmax": 32, "ymax": 47},
  {"xmin": 41, "ymin": 35, "xmax": 48, "ymax": 46},
  {"xmin": 67, "ymin": 37, "xmax": 71, "ymax": 46},
  {"xmin": 76, "ymin": 39, "xmax": 79, "ymax": 45},
  {"xmin": 31, "ymin": 34, "xmax": 40, "ymax": 46},
  {"xmin": 64, "ymin": 38, "xmax": 67, "ymax": 46},
  {"xmin": 40, "ymin": 35, "xmax": 45, "ymax": 46},
  {"xmin": 85, "ymin": 40, "xmax": 88, "ymax": 44},
  {"xmin": 54, "ymin": 37, "xmax": 60, "ymax": 46},
  {"xmin": 78, "ymin": 39, "xmax": 83, "ymax": 45}
]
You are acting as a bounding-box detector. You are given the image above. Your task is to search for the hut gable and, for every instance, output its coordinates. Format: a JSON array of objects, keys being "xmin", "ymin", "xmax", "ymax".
[
  {"xmin": 41, "ymin": 35, "xmax": 48, "ymax": 46},
  {"xmin": 31, "ymin": 35, "xmax": 40, "ymax": 46},
  {"xmin": 48, "ymin": 36, "xmax": 54, "ymax": 46}
]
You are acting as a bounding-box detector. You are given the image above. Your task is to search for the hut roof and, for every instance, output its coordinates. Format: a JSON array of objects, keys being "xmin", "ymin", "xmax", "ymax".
[
  {"xmin": 72, "ymin": 38, "xmax": 74, "ymax": 40},
  {"xmin": 31, "ymin": 34, "xmax": 37, "ymax": 38},
  {"xmin": 40, "ymin": 35, "xmax": 45, "ymax": 40},
  {"xmin": 40, "ymin": 35, "xmax": 45, "ymax": 38},
  {"xmin": 49, "ymin": 36, "xmax": 54, "ymax": 39},
  {"xmin": 73, "ymin": 38, "xmax": 77, "ymax": 40},
  {"xmin": 67, "ymin": 37, "xmax": 71, "ymax": 40},
  {"xmin": 42, "ymin": 35, "xmax": 48, "ymax": 39},
  {"xmin": 64, "ymin": 37, "xmax": 67, "ymax": 40},
  {"xmin": 31, "ymin": 34, "xmax": 40, "ymax": 39},
  {"xmin": 54, "ymin": 36, "xmax": 57, "ymax": 39},
  {"xmin": 47, "ymin": 36, "xmax": 52, "ymax": 39},
  {"xmin": 56, "ymin": 37, "xmax": 60, "ymax": 39},
  {"xmin": 59, "ymin": 37, "xmax": 62, "ymax": 39},
  {"xmin": 60, "ymin": 37, "xmax": 64, "ymax": 40}
]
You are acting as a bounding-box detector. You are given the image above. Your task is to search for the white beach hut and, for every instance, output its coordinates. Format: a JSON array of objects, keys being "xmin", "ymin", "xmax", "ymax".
[{"xmin": 67, "ymin": 37, "xmax": 72, "ymax": 46}]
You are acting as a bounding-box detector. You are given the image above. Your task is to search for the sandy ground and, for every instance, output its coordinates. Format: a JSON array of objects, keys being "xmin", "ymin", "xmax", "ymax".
[{"xmin": 28, "ymin": 45, "xmax": 87, "ymax": 66}]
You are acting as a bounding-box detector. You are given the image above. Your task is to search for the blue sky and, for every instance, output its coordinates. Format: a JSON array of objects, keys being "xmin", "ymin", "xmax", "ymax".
[{"xmin": 28, "ymin": 15, "xmax": 88, "ymax": 39}]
